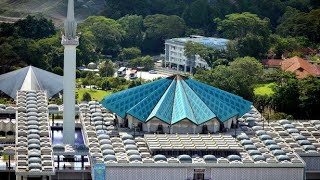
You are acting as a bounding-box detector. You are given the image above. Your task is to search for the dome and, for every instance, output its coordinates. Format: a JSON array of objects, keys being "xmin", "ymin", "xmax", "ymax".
[
  {"xmin": 154, "ymin": 154, "xmax": 167, "ymax": 162},
  {"xmin": 272, "ymin": 150, "xmax": 286, "ymax": 156},
  {"xmin": 298, "ymin": 140, "xmax": 311, "ymax": 146},
  {"xmin": 203, "ymin": 155, "xmax": 217, "ymax": 163},
  {"xmin": 99, "ymin": 139, "xmax": 112, "ymax": 145},
  {"xmin": 125, "ymin": 144, "xmax": 138, "ymax": 151},
  {"xmin": 27, "ymin": 120, "xmax": 40, "ymax": 126},
  {"xmin": 28, "ymin": 151, "xmax": 41, "ymax": 157},
  {"xmin": 95, "ymin": 125, "xmax": 107, "ymax": 130},
  {"xmin": 123, "ymin": 139, "xmax": 136, "ymax": 145},
  {"xmin": 248, "ymin": 150, "xmax": 262, "ymax": 156},
  {"xmin": 279, "ymin": 120, "xmax": 291, "ymax": 125},
  {"xmin": 27, "ymin": 134, "xmax": 40, "ymax": 139},
  {"xmin": 252, "ymin": 126, "xmax": 263, "ymax": 131},
  {"xmin": 100, "ymin": 144, "xmax": 113, "ymax": 150},
  {"xmin": 26, "ymin": 100, "xmax": 37, "ymax": 105},
  {"xmin": 263, "ymin": 140, "xmax": 276, "ymax": 146},
  {"xmin": 227, "ymin": 155, "xmax": 241, "ymax": 162},
  {"xmin": 28, "ymin": 125, "xmax": 39, "ymax": 130},
  {"xmin": 311, "ymin": 120, "xmax": 320, "ymax": 125},
  {"xmin": 87, "ymin": 62, "xmax": 97, "ymax": 69},
  {"xmin": 122, "ymin": 134, "xmax": 134, "ymax": 140},
  {"xmin": 92, "ymin": 112, "xmax": 103, "ymax": 118},
  {"xmin": 252, "ymin": 155, "xmax": 266, "ymax": 161},
  {"xmin": 237, "ymin": 134, "xmax": 250, "ymax": 141},
  {"xmin": 244, "ymin": 145, "xmax": 257, "ymax": 150},
  {"xmin": 28, "ymin": 163, "xmax": 42, "ymax": 170},
  {"xmin": 104, "ymin": 155, "xmax": 117, "ymax": 162},
  {"xmin": 276, "ymin": 155, "xmax": 290, "ymax": 162},
  {"xmin": 178, "ymin": 155, "xmax": 192, "ymax": 163},
  {"xmin": 28, "ymin": 139, "xmax": 40, "ymax": 145},
  {"xmin": 267, "ymin": 144, "xmax": 281, "ymax": 151},
  {"xmin": 283, "ymin": 124, "xmax": 295, "ymax": 129},
  {"xmin": 53, "ymin": 144, "xmax": 65, "ymax": 151},
  {"xmin": 26, "ymin": 104, "xmax": 37, "ymax": 109},
  {"xmin": 28, "ymin": 157, "xmax": 41, "ymax": 163},
  {"xmin": 255, "ymin": 130, "xmax": 266, "ymax": 136},
  {"xmin": 287, "ymin": 128, "xmax": 299, "ymax": 134},
  {"xmin": 293, "ymin": 135, "xmax": 306, "ymax": 141},
  {"xmin": 28, "ymin": 129, "xmax": 40, "ymax": 134},
  {"xmin": 127, "ymin": 150, "xmax": 140, "ymax": 156},
  {"xmin": 240, "ymin": 139, "xmax": 253, "ymax": 146},
  {"xmin": 97, "ymin": 134, "xmax": 110, "ymax": 140},
  {"xmin": 303, "ymin": 145, "xmax": 316, "ymax": 151},
  {"xmin": 259, "ymin": 134, "xmax": 272, "ymax": 141},
  {"xmin": 48, "ymin": 104, "xmax": 59, "ymax": 111},
  {"xmin": 88, "ymin": 101, "xmax": 99, "ymax": 106},
  {"xmin": 26, "ymin": 108, "xmax": 38, "ymax": 113},
  {"xmin": 27, "ymin": 112, "xmax": 38, "ymax": 117},
  {"xmin": 129, "ymin": 154, "xmax": 142, "ymax": 162},
  {"xmin": 102, "ymin": 149, "xmax": 115, "ymax": 156},
  {"xmin": 0, "ymin": 104, "xmax": 6, "ymax": 109},
  {"xmin": 28, "ymin": 144, "xmax": 40, "ymax": 150},
  {"xmin": 94, "ymin": 121, "xmax": 105, "ymax": 126}
]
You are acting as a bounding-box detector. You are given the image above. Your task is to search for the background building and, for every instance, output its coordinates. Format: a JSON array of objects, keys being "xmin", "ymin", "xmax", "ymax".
[{"xmin": 164, "ymin": 35, "xmax": 229, "ymax": 73}]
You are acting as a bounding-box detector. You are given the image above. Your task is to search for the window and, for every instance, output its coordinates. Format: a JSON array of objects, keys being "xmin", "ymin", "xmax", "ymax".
[{"xmin": 193, "ymin": 169, "xmax": 205, "ymax": 180}]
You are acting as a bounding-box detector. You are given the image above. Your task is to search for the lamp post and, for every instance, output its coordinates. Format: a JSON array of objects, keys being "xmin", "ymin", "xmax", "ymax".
[
  {"xmin": 234, "ymin": 119, "xmax": 238, "ymax": 137},
  {"xmin": 132, "ymin": 123, "xmax": 136, "ymax": 138}
]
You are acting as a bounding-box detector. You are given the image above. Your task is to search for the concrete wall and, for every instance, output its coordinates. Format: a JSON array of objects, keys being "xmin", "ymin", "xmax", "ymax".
[
  {"xmin": 128, "ymin": 116, "xmax": 220, "ymax": 134},
  {"xmin": 104, "ymin": 167, "xmax": 304, "ymax": 180}
]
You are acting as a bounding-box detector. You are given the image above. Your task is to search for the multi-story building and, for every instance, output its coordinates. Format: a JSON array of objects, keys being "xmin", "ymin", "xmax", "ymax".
[{"xmin": 165, "ymin": 35, "xmax": 229, "ymax": 73}]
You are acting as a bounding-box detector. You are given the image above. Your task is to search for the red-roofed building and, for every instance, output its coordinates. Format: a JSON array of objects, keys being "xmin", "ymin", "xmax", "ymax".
[
  {"xmin": 261, "ymin": 59, "xmax": 282, "ymax": 69},
  {"xmin": 281, "ymin": 56, "xmax": 320, "ymax": 79}
]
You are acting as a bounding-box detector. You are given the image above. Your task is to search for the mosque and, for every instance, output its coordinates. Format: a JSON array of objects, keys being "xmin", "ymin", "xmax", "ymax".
[{"xmin": 0, "ymin": 0, "xmax": 318, "ymax": 180}]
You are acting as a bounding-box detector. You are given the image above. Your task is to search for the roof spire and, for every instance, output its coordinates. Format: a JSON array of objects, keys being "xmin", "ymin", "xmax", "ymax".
[
  {"xmin": 64, "ymin": 0, "xmax": 77, "ymax": 40},
  {"xmin": 67, "ymin": 0, "xmax": 75, "ymax": 21}
]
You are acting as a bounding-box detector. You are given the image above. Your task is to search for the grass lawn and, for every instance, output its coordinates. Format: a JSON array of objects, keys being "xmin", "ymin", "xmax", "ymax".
[
  {"xmin": 254, "ymin": 83, "xmax": 275, "ymax": 96},
  {"xmin": 76, "ymin": 88, "xmax": 112, "ymax": 102}
]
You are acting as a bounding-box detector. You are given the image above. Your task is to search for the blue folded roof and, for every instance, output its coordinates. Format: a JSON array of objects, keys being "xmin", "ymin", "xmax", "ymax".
[{"xmin": 100, "ymin": 75, "xmax": 252, "ymax": 125}]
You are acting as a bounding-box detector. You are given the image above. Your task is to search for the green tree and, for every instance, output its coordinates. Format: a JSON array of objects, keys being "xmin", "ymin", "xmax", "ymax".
[
  {"xmin": 195, "ymin": 56, "xmax": 263, "ymax": 100},
  {"xmin": 99, "ymin": 59, "xmax": 115, "ymax": 77},
  {"xmin": 184, "ymin": 41, "xmax": 225, "ymax": 68},
  {"xmin": 143, "ymin": 14, "xmax": 186, "ymax": 53},
  {"xmin": 215, "ymin": 12, "xmax": 271, "ymax": 59},
  {"xmin": 277, "ymin": 8, "xmax": 320, "ymax": 43},
  {"xmin": 15, "ymin": 15, "xmax": 55, "ymax": 39},
  {"xmin": 118, "ymin": 47, "xmax": 141, "ymax": 61},
  {"xmin": 128, "ymin": 56, "xmax": 154, "ymax": 70},
  {"xmin": 117, "ymin": 15, "xmax": 144, "ymax": 48},
  {"xmin": 182, "ymin": 0, "xmax": 210, "ymax": 29},
  {"xmin": 82, "ymin": 92, "xmax": 92, "ymax": 102},
  {"xmin": 79, "ymin": 16, "xmax": 125, "ymax": 56},
  {"xmin": 52, "ymin": 67, "xmax": 63, "ymax": 76},
  {"xmin": 215, "ymin": 12, "xmax": 270, "ymax": 39}
]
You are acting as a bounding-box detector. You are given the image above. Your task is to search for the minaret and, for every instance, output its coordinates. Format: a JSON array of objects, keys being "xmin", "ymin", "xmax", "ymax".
[{"xmin": 62, "ymin": 0, "xmax": 79, "ymax": 145}]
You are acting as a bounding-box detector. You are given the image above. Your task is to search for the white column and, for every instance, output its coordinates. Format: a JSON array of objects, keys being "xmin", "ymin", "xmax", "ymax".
[{"xmin": 63, "ymin": 45, "xmax": 77, "ymax": 145}]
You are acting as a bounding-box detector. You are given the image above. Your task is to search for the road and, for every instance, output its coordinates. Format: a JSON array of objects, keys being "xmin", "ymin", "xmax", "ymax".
[{"xmin": 114, "ymin": 69, "xmax": 168, "ymax": 81}]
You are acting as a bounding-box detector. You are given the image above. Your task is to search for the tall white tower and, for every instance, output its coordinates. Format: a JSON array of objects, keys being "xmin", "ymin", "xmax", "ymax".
[{"xmin": 62, "ymin": 0, "xmax": 79, "ymax": 145}]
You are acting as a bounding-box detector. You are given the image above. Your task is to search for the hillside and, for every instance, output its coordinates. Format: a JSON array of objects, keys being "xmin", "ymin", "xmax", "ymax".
[{"xmin": 0, "ymin": 0, "xmax": 106, "ymax": 25}]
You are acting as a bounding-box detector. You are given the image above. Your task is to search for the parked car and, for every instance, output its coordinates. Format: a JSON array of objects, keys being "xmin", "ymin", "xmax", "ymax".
[{"xmin": 148, "ymin": 70, "xmax": 157, "ymax": 74}]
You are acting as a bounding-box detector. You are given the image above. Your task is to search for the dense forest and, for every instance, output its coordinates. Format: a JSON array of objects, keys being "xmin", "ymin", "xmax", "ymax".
[{"xmin": 0, "ymin": 0, "xmax": 320, "ymax": 119}]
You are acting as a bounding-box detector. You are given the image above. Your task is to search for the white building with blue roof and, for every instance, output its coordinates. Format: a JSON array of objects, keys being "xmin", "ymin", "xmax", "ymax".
[{"xmin": 165, "ymin": 35, "xmax": 229, "ymax": 73}]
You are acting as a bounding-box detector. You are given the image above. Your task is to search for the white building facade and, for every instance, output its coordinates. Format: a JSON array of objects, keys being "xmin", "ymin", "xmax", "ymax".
[{"xmin": 165, "ymin": 36, "xmax": 229, "ymax": 73}]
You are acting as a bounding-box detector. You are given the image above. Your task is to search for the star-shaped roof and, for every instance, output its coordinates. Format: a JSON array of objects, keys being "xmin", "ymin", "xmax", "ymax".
[
  {"xmin": 101, "ymin": 75, "xmax": 252, "ymax": 125},
  {"xmin": 0, "ymin": 66, "xmax": 63, "ymax": 99}
]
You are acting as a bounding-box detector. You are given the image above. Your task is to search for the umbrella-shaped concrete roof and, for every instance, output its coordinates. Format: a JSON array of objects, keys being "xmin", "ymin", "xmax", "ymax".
[
  {"xmin": 0, "ymin": 66, "xmax": 63, "ymax": 99},
  {"xmin": 101, "ymin": 75, "xmax": 252, "ymax": 125}
]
